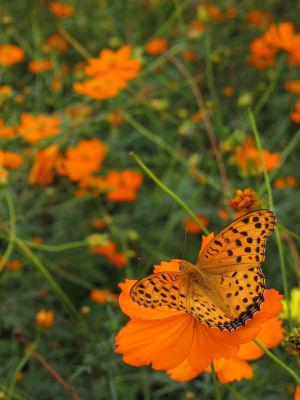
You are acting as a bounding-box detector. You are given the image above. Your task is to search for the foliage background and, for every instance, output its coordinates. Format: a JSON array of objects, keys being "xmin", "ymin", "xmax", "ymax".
[{"xmin": 0, "ymin": 0, "xmax": 299, "ymax": 399}]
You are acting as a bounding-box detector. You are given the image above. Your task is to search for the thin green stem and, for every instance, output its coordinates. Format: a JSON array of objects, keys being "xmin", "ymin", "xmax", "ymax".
[
  {"xmin": 14, "ymin": 237, "xmax": 78, "ymax": 323},
  {"xmin": 123, "ymin": 111, "xmax": 222, "ymax": 192},
  {"xmin": 247, "ymin": 109, "xmax": 292, "ymax": 329},
  {"xmin": 0, "ymin": 190, "xmax": 16, "ymax": 273},
  {"xmin": 210, "ymin": 361, "xmax": 222, "ymax": 400},
  {"xmin": 23, "ymin": 239, "xmax": 88, "ymax": 253},
  {"xmin": 8, "ymin": 348, "xmax": 33, "ymax": 400},
  {"xmin": 254, "ymin": 339, "xmax": 300, "ymax": 385},
  {"xmin": 130, "ymin": 152, "xmax": 209, "ymax": 235}
]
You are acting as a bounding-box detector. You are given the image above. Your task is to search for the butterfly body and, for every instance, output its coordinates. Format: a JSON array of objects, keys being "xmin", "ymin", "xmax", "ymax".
[{"xmin": 130, "ymin": 210, "xmax": 275, "ymax": 331}]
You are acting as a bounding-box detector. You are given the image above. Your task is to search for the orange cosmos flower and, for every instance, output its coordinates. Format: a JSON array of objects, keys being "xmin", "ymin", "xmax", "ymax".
[
  {"xmin": 90, "ymin": 289, "xmax": 117, "ymax": 304},
  {"xmin": 28, "ymin": 59, "xmax": 53, "ymax": 74},
  {"xmin": 0, "ymin": 118, "xmax": 16, "ymax": 139},
  {"xmin": 0, "ymin": 85, "xmax": 13, "ymax": 97},
  {"xmin": 246, "ymin": 10, "xmax": 272, "ymax": 30},
  {"xmin": 35, "ymin": 310, "xmax": 55, "ymax": 329},
  {"xmin": 57, "ymin": 139, "xmax": 107, "ymax": 182},
  {"xmin": 249, "ymin": 38, "xmax": 277, "ymax": 69},
  {"xmin": 101, "ymin": 170, "xmax": 143, "ymax": 202},
  {"xmin": 0, "ymin": 150, "xmax": 23, "ymax": 169},
  {"xmin": 223, "ymin": 86, "xmax": 234, "ymax": 97},
  {"xmin": 73, "ymin": 45, "xmax": 141, "ymax": 100},
  {"xmin": 18, "ymin": 113, "xmax": 61, "ymax": 143},
  {"xmin": 49, "ymin": 1, "xmax": 74, "ymax": 18},
  {"xmin": 290, "ymin": 100, "xmax": 300, "ymax": 123},
  {"xmin": 92, "ymin": 219, "xmax": 106, "ymax": 230},
  {"xmin": 6, "ymin": 259, "xmax": 22, "ymax": 271},
  {"xmin": 184, "ymin": 214, "xmax": 209, "ymax": 234},
  {"xmin": 228, "ymin": 188, "xmax": 259, "ymax": 212},
  {"xmin": 235, "ymin": 137, "xmax": 280, "ymax": 175},
  {"xmin": 0, "ymin": 44, "xmax": 25, "ymax": 66},
  {"xmin": 115, "ymin": 236, "xmax": 283, "ymax": 381},
  {"xmin": 91, "ymin": 241, "xmax": 128, "ymax": 268},
  {"xmin": 263, "ymin": 22, "xmax": 299, "ymax": 52},
  {"xmin": 285, "ymin": 81, "xmax": 300, "ymax": 94},
  {"xmin": 43, "ymin": 32, "xmax": 68, "ymax": 53},
  {"xmin": 29, "ymin": 144, "xmax": 60, "ymax": 186},
  {"xmin": 274, "ymin": 176, "xmax": 299, "ymax": 189},
  {"xmin": 145, "ymin": 38, "xmax": 168, "ymax": 55},
  {"xmin": 296, "ymin": 386, "xmax": 300, "ymax": 400}
]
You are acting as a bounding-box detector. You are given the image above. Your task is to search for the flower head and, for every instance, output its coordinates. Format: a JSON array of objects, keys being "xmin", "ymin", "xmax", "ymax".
[
  {"xmin": 49, "ymin": 1, "xmax": 74, "ymax": 18},
  {"xmin": 184, "ymin": 214, "xmax": 209, "ymax": 234},
  {"xmin": 145, "ymin": 38, "xmax": 168, "ymax": 55},
  {"xmin": 28, "ymin": 59, "xmax": 53, "ymax": 74},
  {"xmin": 115, "ymin": 234, "xmax": 283, "ymax": 381},
  {"xmin": 29, "ymin": 144, "xmax": 60, "ymax": 186},
  {"xmin": 90, "ymin": 289, "xmax": 117, "ymax": 304},
  {"xmin": 0, "ymin": 44, "xmax": 25, "ymax": 66},
  {"xmin": 18, "ymin": 113, "xmax": 61, "ymax": 143},
  {"xmin": 228, "ymin": 188, "xmax": 259, "ymax": 212},
  {"xmin": 35, "ymin": 310, "xmax": 55, "ymax": 329}
]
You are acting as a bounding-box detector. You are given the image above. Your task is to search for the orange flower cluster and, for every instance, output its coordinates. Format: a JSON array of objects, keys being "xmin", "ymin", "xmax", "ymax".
[
  {"xmin": 100, "ymin": 170, "xmax": 144, "ymax": 202},
  {"xmin": 184, "ymin": 214, "xmax": 209, "ymax": 234},
  {"xmin": 35, "ymin": 310, "xmax": 55, "ymax": 329},
  {"xmin": 29, "ymin": 145, "xmax": 60, "ymax": 186},
  {"xmin": 43, "ymin": 32, "xmax": 69, "ymax": 53},
  {"xmin": 228, "ymin": 188, "xmax": 259, "ymax": 212},
  {"xmin": 115, "ymin": 235, "xmax": 284, "ymax": 383},
  {"xmin": 249, "ymin": 22, "xmax": 300, "ymax": 69},
  {"xmin": 0, "ymin": 44, "xmax": 25, "ymax": 66},
  {"xmin": 0, "ymin": 85, "xmax": 13, "ymax": 97},
  {"xmin": 18, "ymin": 113, "xmax": 61, "ymax": 143},
  {"xmin": 73, "ymin": 46, "xmax": 141, "ymax": 100},
  {"xmin": 91, "ymin": 241, "xmax": 128, "ymax": 268},
  {"xmin": 0, "ymin": 257, "xmax": 22, "ymax": 271},
  {"xmin": 0, "ymin": 150, "xmax": 23, "ymax": 169},
  {"xmin": 246, "ymin": 10, "xmax": 272, "ymax": 30},
  {"xmin": 0, "ymin": 118, "xmax": 16, "ymax": 139},
  {"xmin": 57, "ymin": 139, "xmax": 107, "ymax": 182},
  {"xmin": 28, "ymin": 59, "xmax": 53, "ymax": 74},
  {"xmin": 145, "ymin": 38, "xmax": 168, "ymax": 55},
  {"xmin": 235, "ymin": 137, "xmax": 280, "ymax": 176},
  {"xmin": 90, "ymin": 288, "xmax": 117, "ymax": 304},
  {"xmin": 274, "ymin": 176, "xmax": 299, "ymax": 189},
  {"xmin": 48, "ymin": 1, "xmax": 74, "ymax": 18}
]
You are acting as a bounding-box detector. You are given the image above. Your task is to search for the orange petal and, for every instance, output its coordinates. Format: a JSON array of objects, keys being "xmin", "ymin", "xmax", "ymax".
[
  {"xmin": 167, "ymin": 358, "xmax": 200, "ymax": 381},
  {"xmin": 216, "ymin": 357, "xmax": 253, "ymax": 384},
  {"xmin": 154, "ymin": 259, "xmax": 181, "ymax": 273},
  {"xmin": 295, "ymin": 386, "xmax": 300, "ymax": 400}
]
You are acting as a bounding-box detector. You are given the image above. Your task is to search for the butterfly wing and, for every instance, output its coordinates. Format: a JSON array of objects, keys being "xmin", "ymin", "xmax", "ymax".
[
  {"xmin": 196, "ymin": 209, "xmax": 275, "ymax": 330},
  {"xmin": 197, "ymin": 209, "xmax": 275, "ymax": 271},
  {"xmin": 130, "ymin": 270, "xmax": 239, "ymax": 329}
]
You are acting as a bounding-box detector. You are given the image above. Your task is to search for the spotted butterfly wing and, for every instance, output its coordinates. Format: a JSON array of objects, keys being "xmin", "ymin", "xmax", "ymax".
[{"xmin": 196, "ymin": 209, "xmax": 275, "ymax": 329}]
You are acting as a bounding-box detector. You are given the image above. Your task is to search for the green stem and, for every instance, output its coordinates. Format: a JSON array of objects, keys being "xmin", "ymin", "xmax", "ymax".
[
  {"xmin": 130, "ymin": 152, "xmax": 209, "ymax": 235},
  {"xmin": 14, "ymin": 237, "xmax": 78, "ymax": 323},
  {"xmin": 23, "ymin": 239, "xmax": 88, "ymax": 253},
  {"xmin": 210, "ymin": 361, "xmax": 222, "ymax": 400},
  {"xmin": 124, "ymin": 111, "xmax": 222, "ymax": 192},
  {"xmin": 0, "ymin": 190, "xmax": 16, "ymax": 273},
  {"xmin": 247, "ymin": 109, "xmax": 292, "ymax": 329},
  {"xmin": 8, "ymin": 348, "xmax": 33, "ymax": 400},
  {"xmin": 254, "ymin": 339, "xmax": 300, "ymax": 385}
]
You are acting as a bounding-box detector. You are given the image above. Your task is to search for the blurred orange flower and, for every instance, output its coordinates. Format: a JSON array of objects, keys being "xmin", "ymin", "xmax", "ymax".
[
  {"xmin": 44, "ymin": 32, "xmax": 68, "ymax": 53},
  {"xmin": 91, "ymin": 241, "xmax": 128, "ymax": 268},
  {"xmin": 28, "ymin": 59, "xmax": 53, "ymax": 74},
  {"xmin": 285, "ymin": 81, "xmax": 300, "ymax": 94},
  {"xmin": 57, "ymin": 139, "xmax": 107, "ymax": 182},
  {"xmin": 228, "ymin": 188, "xmax": 259, "ymax": 212},
  {"xmin": 274, "ymin": 176, "xmax": 299, "ymax": 189},
  {"xmin": 106, "ymin": 110, "xmax": 123, "ymax": 126},
  {"xmin": 246, "ymin": 10, "xmax": 272, "ymax": 30},
  {"xmin": 223, "ymin": 86, "xmax": 234, "ymax": 97},
  {"xmin": 49, "ymin": 1, "xmax": 74, "ymax": 18},
  {"xmin": 145, "ymin": 38, "xmax": 168, "ymax": 55},
  {"xmin": 35, "ymin": 310, "xmax": 55, "ymax": 329},
  {"xmin": 92, "ymin": 219, "xmax": 106, "ymax": 230},
  {"xmin": 235, "ymin": 137, "xmax": 280, "ymax": 175},
  {"xmin": 184, "ymin": 214, "xmax": 209, "ymax": 234},
  {"xmin": 115, "ymin": 247, "xmax": 283, "ymax": 381},
  {"xmin": 263, "ymin": 22, "xmax": 299, "ymax": 52},
  {"xmin": 29, "ymin": 144, "xmax": 60, "ymax": 186},
  {"xmin": 90, "ymin": 289, "xmax": 117, "ymax": 304},
  {"xmin": 0, "ymin": 85, "xmax": 13, "ymax": 97},
  {"xmin": 18, "ymin": 113, "xmax": 61, "ymax": 143},
  {"xmin": 296, "ymin": 386, "xmax": 300, "ymax": 400},
  {"xmin": 0, "ymin": 44, "xmax": 25, "ymax": 66},
  {"xmin": 0, "ymin": 118, "xmax": 16, "ymax": 139},
  {"xmin": 73, "ymin": 45, "xmax": 141, "ymax": 100},
  {"xmin": 101, "ymin": 170, "xmax": 143, "ymax": 202},
  {"xmin": 249, "ymin": 38, "xmax": 277, "ymax": 69},
  {"xmin": 6, "ymin": 260, "xmax": 22, "ymax": 271},
  {"xmin": 290, "ymin": 100, "xmax": 300, "ymax": 123},
  {"xmin": 0, "ymin": 150, "xmax": 23, "ymax": 169}
]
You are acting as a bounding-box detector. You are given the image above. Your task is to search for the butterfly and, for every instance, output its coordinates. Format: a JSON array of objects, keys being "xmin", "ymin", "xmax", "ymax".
[{"xmin": 130, "ymin": 209, "xmax": 275, "ymax": 331}]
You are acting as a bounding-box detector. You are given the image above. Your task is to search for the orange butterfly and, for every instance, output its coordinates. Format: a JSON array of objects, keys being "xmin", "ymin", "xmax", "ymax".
[{"xmin": 130, "ymin": 209, "xmax": 275, "ymax": 331}]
